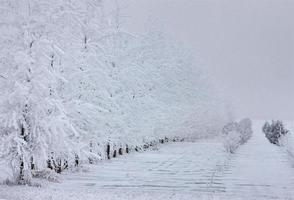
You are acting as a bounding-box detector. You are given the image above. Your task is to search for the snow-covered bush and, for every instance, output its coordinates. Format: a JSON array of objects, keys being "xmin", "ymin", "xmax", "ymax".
[
  {"xmin": 31, "ymin": 169, "xmax": 60, "ymax": 183},
  {"xmin": 223, "ymin": 130, "xmax": 242, "ymax": 154},
  {"xmin": 238, "ymin": 118, "xmax": 253, "ymax": 144},
  {"xmin": 262, "ymin": 120, "xmax": 290, "ymax": 146},
  {"xmin": 223, "ymin": 118, "xmax": 253, "ymax": 153}
]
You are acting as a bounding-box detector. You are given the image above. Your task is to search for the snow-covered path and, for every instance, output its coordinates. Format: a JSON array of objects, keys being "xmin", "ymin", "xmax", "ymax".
[
  {"xmin": 221, "ymin": 122, "xmax": 294, "ymax": 199},
  {"xmin": 61, "ymin": 140, "xmax": 228, "ymax": 194},
  {"xmin": 1, "ymin": 122, "xmax": 294, "ymax": 200}
]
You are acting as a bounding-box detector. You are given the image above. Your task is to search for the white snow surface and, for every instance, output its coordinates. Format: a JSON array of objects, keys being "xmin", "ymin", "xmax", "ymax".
[{"xmin": 0, "ymin": 121, "xmax": 294, "ymax": 200}]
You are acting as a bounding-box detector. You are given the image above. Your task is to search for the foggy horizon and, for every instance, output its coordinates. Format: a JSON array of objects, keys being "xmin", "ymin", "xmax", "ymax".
[{"xmin": 124, "ymin": 0, "xmax": 294, "ymax": 120}]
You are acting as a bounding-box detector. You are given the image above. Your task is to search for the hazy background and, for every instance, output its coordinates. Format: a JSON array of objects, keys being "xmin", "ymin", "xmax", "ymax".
[{"xmin": 121, "ymin": 0, "xmax": 294, "ymax": 120}]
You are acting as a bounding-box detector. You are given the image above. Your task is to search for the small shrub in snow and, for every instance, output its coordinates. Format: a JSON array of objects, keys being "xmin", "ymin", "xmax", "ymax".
[
  {"xmin": 223, "ymin": 130, "xmax": 242, "ymax": 153},
  {"xmin": 31, "ymin": 169, "xmax": 60, "ymax": 183},
  {"xmin": 223, "ymin": 118, "xmax": 253, "ymax": 153},
  {"xmin": 238, "ymin": 118, "xmax": 253, "ymax": 144},
  {"xmin": 262, "ymin": 120, "xmax": 290, "ymax": 146}
]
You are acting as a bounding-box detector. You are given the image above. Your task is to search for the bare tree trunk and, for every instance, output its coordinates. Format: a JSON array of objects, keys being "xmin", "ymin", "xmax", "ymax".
[
  {"xmin": 126, "ymin": 145, "xmax": 129, "ymax": 153},
  {"xmin": 118, "ymin": 147, "xmax": 123, "ymax": 155},
  {"xmin": 106, "ymin": 143, "xmax": 110, "ymax": 159},
  {"xmin": 75, "ymin": 154, "xmax": 79, "ymax": 167},
  {"xmin": 19, "ymin": 157, "xmax": 24, "ymax": 183},
  {"xmin": 89, "ymin": 141, "xmax": 93, "ymax": 164},
  {"xmin": 19, "ymin": 123, "xmax": 26, "ymax": 183},
  {"xmin": 113, "ymin": 150, "xmax": 117, "ymax": 158}
]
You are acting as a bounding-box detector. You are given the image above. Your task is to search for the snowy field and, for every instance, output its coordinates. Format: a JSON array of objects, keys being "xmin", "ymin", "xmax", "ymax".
[{"xmin": 0, "ymin": 121, "xmax": 294, "ymax": 200}]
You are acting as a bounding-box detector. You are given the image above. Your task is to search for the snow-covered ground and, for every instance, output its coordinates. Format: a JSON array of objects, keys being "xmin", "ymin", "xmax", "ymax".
[
  {"xmin": 0, "ymin": 121, "xmax": 294, "ymax": 200},
  {"xmin": 220, "ymin": 121, "xmax": 294, "ymax": 199}
]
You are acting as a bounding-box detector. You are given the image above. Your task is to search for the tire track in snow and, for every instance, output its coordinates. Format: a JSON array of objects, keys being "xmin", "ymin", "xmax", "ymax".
[{"xmin": 57, "ymin": 140, "xmax": 229, "ymax": 194}]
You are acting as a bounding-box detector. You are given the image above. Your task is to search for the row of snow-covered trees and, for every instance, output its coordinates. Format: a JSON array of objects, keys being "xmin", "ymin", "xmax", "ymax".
[{"xmin": 0, "ymin": 0, "xmax": 232, "ymax": 184}]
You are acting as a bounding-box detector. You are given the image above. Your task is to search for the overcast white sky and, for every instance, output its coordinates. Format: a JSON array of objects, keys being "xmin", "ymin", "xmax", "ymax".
[{"xmin": 122, "ymin": 0, "xmax": 294, "ymax": 120}]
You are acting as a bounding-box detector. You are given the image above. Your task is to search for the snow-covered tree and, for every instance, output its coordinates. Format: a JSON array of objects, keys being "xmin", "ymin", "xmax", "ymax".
[
  {"xmin": 0, "ymin": 0, "xmax": 79, "ymax": 184},
  {"xmin": 223, "ymin": 119, "xmax": 253, "ymax": 153},
  {"xmin": 263, "ymin": 120, "xmax": 290, "ymax": 145}
]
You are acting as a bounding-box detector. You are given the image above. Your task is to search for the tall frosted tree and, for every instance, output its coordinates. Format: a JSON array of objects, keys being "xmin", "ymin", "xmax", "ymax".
[{"xmin": 0, "ymin": 0, "xmax": 78, "ymax": 183}]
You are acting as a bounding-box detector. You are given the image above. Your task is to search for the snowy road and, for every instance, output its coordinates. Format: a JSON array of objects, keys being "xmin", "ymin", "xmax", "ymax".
[
  {"xmin": 1, "ymin": 122, "xmax": 294, "ymax": 200},
  {"xmin": 220, "ymin": 122, "xmax": 294, "ymax": 199},
  {"xmin": 61, "ymin": 140, "xmax": 228, "ymax": 194}
]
